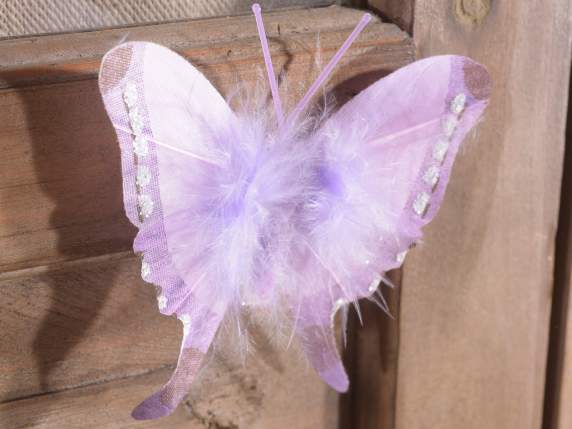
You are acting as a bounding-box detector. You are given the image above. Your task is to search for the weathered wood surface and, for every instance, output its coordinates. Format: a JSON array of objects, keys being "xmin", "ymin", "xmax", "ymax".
[
  {"xmin": 0, "ymin": 0, "xmax": 334, "ymax": 38},
  {"xmin": 0, "ymin": 6, "xmax": 414, "ymax": 274},
  {"xmin": 0, "ymin": 362, "xmax": 338, "ymax": 429},
  {"xmin": 393, "ymin": 1, "xmax": 571, "ymax": 429},
  {"xmin": 0, "ymin": 5, "xmax": 410, "ymax": 89},
  {"xmin": 0, "ymin": 6, "xmax": 415, "ymax": 428},
  {"xmin": 0, "ymin": 255, "xmax": 178, "ymax": 402},
  {"xmin": 0, "ymin": 254, "xmax": 338, "ymax": 428}
]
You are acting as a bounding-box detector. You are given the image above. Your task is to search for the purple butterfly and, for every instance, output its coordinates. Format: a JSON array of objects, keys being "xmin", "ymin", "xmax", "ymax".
[{"xmin": 99, "ymin": 3, "xmax": 491, "ymax": 420}]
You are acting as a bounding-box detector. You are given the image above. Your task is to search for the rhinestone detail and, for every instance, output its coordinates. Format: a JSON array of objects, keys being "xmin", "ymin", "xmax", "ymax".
[
  {"xmin": 433, "ymin": 139, "xmax": 449, "ymax": 162},
  {"xmin": 179, "ymin": 314, "xmax": 191, "ymax": 335},
  {"xmin": 413, "ymin": 192, "xmax": 430, "ymax": 216},
  {"xmin": 423, "ymin": 165, "xmax": 440, "ymax": 187},
  {"xmin": 129, "ymin": 108, "xmax": 144, "ymax": 134},
  {"xmin": 133, "ymin": 136, "xmax": 149, "ymax": 157},
  {"xmin": 123, "ymin": 83, "xmax": 138, "ymax": 108},
  {"xmin": 141, "ymin": 261, "xmax": 151, "ymax": 280},
  {"xmin": 442, "ymin": 115, "xmax": 458, "ymax": 138},
  {"xmin": 138, "ymin": 194, "xmax": 154, "ymax": 218},
  {"xmin": 450, "ymin": 93, "xmax": 467, "ymax": 115}
]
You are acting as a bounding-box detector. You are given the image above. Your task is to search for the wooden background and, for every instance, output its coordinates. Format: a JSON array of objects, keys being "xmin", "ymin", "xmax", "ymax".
[{"xmin": 1, "ymin": 0, "xmax": 572, "ymax": 428}]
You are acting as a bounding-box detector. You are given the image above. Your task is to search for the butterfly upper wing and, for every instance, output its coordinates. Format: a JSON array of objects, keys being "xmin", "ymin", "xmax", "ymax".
[
  {"xmin": 291, "ymin": 55, "xmax": 491, "ymax": 391},
  {"xmin": 99, "ymin": 42, "xmax": 233, "ymax": 419}
]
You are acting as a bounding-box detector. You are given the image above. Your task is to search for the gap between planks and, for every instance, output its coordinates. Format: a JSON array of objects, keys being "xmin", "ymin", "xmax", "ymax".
[{"xmin": 0, "ymin": 363, "xmax": 174, "ymax": 406}]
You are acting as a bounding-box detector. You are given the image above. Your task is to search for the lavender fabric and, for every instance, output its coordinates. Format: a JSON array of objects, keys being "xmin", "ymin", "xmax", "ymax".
[{"xmin": 98, "ymin": 26, "xmax": 490, "ymax": 419}]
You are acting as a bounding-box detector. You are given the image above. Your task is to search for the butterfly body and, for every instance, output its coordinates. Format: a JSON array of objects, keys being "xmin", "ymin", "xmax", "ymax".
[{"xmin": 99, "ymin": 10, "xmax": 490, "ymax": 419}]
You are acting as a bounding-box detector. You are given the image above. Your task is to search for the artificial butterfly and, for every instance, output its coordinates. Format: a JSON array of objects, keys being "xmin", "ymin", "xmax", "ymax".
[{"xmin": 98, "ymin": 3, "xmax": 491, "ymax": 420}]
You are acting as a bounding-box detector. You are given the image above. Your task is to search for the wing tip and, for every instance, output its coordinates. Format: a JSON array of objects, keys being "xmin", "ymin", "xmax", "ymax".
[
  {"xmin": 99, "ymin": 43, "xmax": 136, "ymax": 95},
  {"xmin": 461, "ymin": 57, "xmax": 492, "ymax": 100},
  {"xmin": 131, "ymin": 392, "xmax": 175, "ymax": 420}
]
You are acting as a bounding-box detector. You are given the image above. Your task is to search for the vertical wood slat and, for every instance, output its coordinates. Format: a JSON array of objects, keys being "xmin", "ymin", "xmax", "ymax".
[
  {"xmin": 393, "ymin": 1, "xmax": 571, "ymax": 429},
  {"xmin": 343, "ymin": 271, "xmax": 402, "ymax": 429},
  {"xmin": 544, "ymin": 71, "xmax": 572, "ymax": 429}
]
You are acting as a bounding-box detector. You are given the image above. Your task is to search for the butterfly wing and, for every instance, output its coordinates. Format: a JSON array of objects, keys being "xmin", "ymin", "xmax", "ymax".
[
  {"xmin": 99, "ymin": 42, "xmax": 233, "ymax": 419},
  {"xmin": 292, "ymin": 55, "xmax": 491, "ymax": 391}
]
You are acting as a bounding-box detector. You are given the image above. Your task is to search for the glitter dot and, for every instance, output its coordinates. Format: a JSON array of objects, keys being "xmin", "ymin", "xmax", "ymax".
[
  {"xmin": 423, "ymin": 165, "xmax": 440, "ymax": 187},
  {"xmin": 138, "ymin": 194, "xmax": 154, "ymax": 218},
  {"xmin": 413, "ymin": 192, "xmax": 430, "ymax": 216},
  {"xmin": 136, "ymin": 165, "xmax": 151, "ymax": 187},
  {"xmin": 141, "ymin": 261, "xmax": 151, "ymax": 280},
  {"xmin": 133, "ymin": 136, "xmax": 149, "ymax": 157},
  {"xmin": 442, "ymin": 116, "xmax": 458, "ymax": 138},
  {"xmin": 450, "ymin": 93, "xmax": 467, "ymax": 115},
  {"xmin": 123, "ymin": 83, "xmax": 138, "ymax": 108},
  {"xmin": 129, "ymin": 108, "xmax": 144, "ymax": 134},
  {"xmin": 433, "ymin": 139, "xmax": 449, "ymax": 163}
]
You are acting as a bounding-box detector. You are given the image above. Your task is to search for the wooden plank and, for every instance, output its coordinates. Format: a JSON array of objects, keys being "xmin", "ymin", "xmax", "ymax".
[
  {"xmin": 0, "ymin": 7, "xmax": 414, "ymax": 273},
  {"xmin": 0, "ymin": 6, "xmax": 410, "ymax": 89},
  {"xmin": 394, "ymin": 1, "xmax": 572, "ymax": 429},
  {"xmin": 0, "ymin": 0, "xmax": 334, "ymax": 38},
  {"xmin": 0, "ymin": 255, "xmax": 179, "ymax": 402},
  {"xmin": 0, "ymin": 362, "xmax": 337, "ymax": 428},
  {"xmin": 341, "ymin": 271, "xmax": 401, "ymax": 429},
  {"xmin": 0, "ymin": 256, "xmax": 338, "ymax": 428}
]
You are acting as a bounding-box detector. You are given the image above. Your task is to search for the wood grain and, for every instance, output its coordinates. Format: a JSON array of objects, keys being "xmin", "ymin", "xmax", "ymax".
[
  {"xmin": 0, "ymin": 255, "xmax": 339, "ymax": 428},
  {"xmin": 0, "ymin": 6, "xmax": 414, "ymax": 273},
  {"xmin": 368, "ymin": 0, "xmax": 415, "ymax": 33},
  {"xmin": 0, "ymin": 6, "xmax": 410, "ymax": 89},
  {"xmin": 0, "ymin": 0, "xmax": 334, "ymax": 38},
  {"xmin": 0, "ymin": 255, "xmax": 178, "ymax": 402},
  {"xmin": 393, "ymin": 1, "xmax": 572, "ymax": 429},
  {"xmin": 0, "ymin": 361, "xmax": 338, "ymax": 429}
]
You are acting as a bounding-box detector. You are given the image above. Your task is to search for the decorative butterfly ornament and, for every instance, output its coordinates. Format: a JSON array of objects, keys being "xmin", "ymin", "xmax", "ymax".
[{"xmin": 99, "ymin": 4, "xmax": 491, "ymax": 420}]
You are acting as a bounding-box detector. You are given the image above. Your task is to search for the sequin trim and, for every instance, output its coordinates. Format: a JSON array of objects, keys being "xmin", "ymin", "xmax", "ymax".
[
  {"xmin": 138, "ymin": 194, "xmax": 154, "ymax": 218},
  {"xmin": 423, "ymin": 165, "xmax": 440, "ymax": 187},
  {"xmin": 141, "ymin": 261, "xmax": 151, "ymax": 280},
  {"xmin": 123, "ymin": 82, "xmax": 155, "ymax": 224},
  {"xmin": 450, "ymin": 93, "xmax": 467, "ymax": 115},
  {"xmin": 413, "ymin": 192, "xmax": 430, "ymax": 216},
  {"xmin": 136, "ymin": 165, "xmax": 151, "ymax": 187}
]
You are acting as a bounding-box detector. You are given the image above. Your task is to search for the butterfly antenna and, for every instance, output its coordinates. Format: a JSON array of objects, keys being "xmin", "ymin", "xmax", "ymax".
[
  {"xmin": 288, "ymin": 12, "xmax": 371, "ymax": 124},
  {"xmin": 252, "ymin": 3, "xmax": 284, "ymax": 127}
]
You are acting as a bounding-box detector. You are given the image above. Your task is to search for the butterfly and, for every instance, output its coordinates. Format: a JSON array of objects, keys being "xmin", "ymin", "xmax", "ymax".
[{"xmin": 98, "ymin": 3, "xmax": 491, "ymax": 420}]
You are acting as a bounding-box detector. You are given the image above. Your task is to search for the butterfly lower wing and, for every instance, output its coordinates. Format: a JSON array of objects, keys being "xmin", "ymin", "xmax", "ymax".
[
  {"xmin": 294, "ymin": 55, "xmax": 491, "ymax": 389},
  {"xmin": 99, "ymin": 42, "xmax": 233, "ymax": 418},
  {"xmin": 131, "ymin": 305, "xmax": 225, "ymax": 419}
]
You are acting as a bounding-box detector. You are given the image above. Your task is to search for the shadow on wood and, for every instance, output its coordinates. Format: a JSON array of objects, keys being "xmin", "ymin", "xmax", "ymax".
[{"xmin": 0, "ymin": 69, "xmax": 134, "ymax": 427}]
